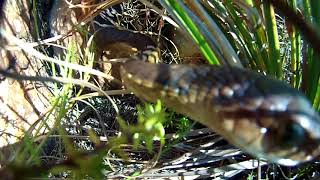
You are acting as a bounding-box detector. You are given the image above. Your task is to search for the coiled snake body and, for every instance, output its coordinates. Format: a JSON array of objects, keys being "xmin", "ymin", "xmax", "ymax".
[{"xmin": 95, "ymin": 27, "xmax": 320, "ymax": 166}]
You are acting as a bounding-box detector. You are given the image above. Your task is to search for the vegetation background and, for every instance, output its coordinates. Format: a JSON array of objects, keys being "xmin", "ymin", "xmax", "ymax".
[{"xmin": 0, "ymin": 0, "xmax": 320, "ymax": 179}]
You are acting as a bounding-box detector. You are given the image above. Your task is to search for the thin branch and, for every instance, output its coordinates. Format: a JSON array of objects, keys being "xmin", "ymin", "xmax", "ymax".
[
  {"xmin": 0, "ymin": 30, "xmax": 120, "ymax": 84},
  {"xmin": 0, "ymin": 69, "xmax": 119, "ymax": 114}
]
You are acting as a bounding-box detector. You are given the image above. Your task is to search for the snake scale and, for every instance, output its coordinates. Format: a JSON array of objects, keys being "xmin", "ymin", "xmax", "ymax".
[{"xmin": 94, "ymin": 27, "xmax": 320, "ymax": 166}]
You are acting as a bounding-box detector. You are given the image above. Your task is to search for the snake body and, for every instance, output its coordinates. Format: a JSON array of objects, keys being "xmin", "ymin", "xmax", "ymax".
[{"xmin": 95, "ymin": 27, "xmax": 320, "ymax": 166}]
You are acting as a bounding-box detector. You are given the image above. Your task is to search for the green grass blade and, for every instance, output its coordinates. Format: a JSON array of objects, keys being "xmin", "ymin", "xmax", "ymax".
[
  {"xmin": 306, "ymin": 0, "xmax": 320, "ymax": 106},
  {"xmin": 223, "ymin": 0, "xmax": 268, "ymax": 71},
  {"xmin": 263, "ymin": 1, "xmax": 281, "ymax": 78},
  {"xmin": 185, "ymin": 0, "xmax": 242, "ymax": 67},
  {"xmin": 288, "ymin": 0, "xmax": 302, "ymax": 87},
  {"xmin": 160, "ymin": 0, "xmax": 219, "ymax": 65}
]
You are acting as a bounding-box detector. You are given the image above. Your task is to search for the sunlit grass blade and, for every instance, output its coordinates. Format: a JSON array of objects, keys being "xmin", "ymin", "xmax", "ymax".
[
  {"xmin": 184, "ymin": 0, "xmax": 242, "ymax": 67},
  {"xmin": 309, "ymin": 0, "xmax": 320, "ymax": 110},
  {"xmin": 223, "ymin": 0, "xmax": 268, "ymax": 70},
  {"xmin": 304, "ymin": 0, "xmax": 320, "ymax": 106},
  {"xmin": 160, "ymin": 0, "xmax": 219, "ymax": 65},
  {"xmin": 287, "ymin": 0, "xmax": 302, "ymax": 87},
  {"xmin": 263, "ymin": 1, "xmax": 281, "ymax": 78}
]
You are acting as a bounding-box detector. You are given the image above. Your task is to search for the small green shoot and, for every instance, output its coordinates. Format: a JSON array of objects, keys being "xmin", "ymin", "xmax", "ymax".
[{"xmin": 117, "ymin": 100, "xmax": 167, "ymax": 153}]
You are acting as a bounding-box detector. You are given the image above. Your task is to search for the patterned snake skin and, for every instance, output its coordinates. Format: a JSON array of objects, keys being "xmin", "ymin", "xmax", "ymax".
[{"xmin": 95, "ymin": 27, "xmax": 320, "ymax": 166}]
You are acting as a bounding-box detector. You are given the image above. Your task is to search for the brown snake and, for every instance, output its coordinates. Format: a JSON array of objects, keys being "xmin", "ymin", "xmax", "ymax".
[{"xmin": 95, "ymin": 27, "xmax": 320, "ymax": 166}]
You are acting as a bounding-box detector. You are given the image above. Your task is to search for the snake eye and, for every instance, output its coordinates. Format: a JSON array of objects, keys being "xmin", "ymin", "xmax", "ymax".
[{"xmin": 281, "ymin": 122, "xmax": 306, "ymax": 148}]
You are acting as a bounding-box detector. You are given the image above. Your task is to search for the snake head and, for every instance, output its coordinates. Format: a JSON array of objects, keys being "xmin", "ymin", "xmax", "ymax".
[
  {"xmin": 256, "ymin": 94, "xmax": 320, "ymax": 166},
  {"xmin": 219, "ymin": 75, "xmax": 320, "ymax": 166}
]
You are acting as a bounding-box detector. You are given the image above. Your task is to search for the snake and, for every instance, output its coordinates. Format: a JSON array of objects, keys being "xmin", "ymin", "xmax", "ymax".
[{"xmin": 94, "ymin": 26, "xmax": 320, "ymax": 166}]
